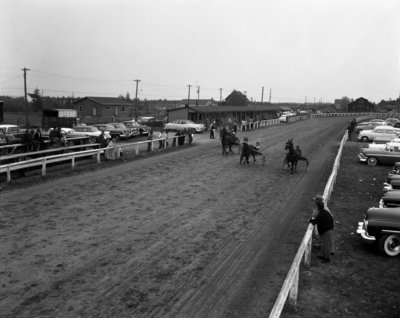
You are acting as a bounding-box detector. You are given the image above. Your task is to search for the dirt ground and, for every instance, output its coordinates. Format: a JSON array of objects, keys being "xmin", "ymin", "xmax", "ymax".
[{"xmin": 1, "ymin": 117, "xmax": 397, "ymax": 318}]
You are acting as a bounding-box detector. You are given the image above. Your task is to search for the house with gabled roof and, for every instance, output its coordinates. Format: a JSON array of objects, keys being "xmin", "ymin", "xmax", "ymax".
[
  {"xmin": 348, "ymin": 97, "xmax": 375, "ymax": 113},
  {"xmin": 73, "ymin": 96, "xmax": 135, "ymax": 124}
]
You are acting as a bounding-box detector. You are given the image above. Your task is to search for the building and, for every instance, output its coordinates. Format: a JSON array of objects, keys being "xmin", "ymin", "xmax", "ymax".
[
  {"xmin": 73, "ymin": 97, "xmax": 135, "ymax": 124},
  {"xmin": 167, "ymin": 104, "xmax": 281, "ymax": 127},
  {"xmin": 348, "ymin": 97, "xmax": 375, "ymax": 113}
]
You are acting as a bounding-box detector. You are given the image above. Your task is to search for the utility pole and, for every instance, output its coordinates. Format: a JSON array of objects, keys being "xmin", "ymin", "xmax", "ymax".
[
  {"xmin": 219, "ymin": 88, "xmax": 223, "ymax": 103},
  {"xmin": 261, "ymin": 86, "xmax": 264, "ymax": 103},
  {"xmin": 134, "ymin": 79, "xmax": 140, "ymax": 120},
  {"xmin": 22, "ymin": 67, "xmax": 30, "ymax": 127},
  {"xmin": 196, "ymin": 86, "xmax": 200, "ymax": 106},
  {"xmin": 269, "ymin": 88, "xmax": 271, "ymax": 103},
  {"xmin": 305, "ymin": 96, "xmax": 307, "ymax": 104},
  {"xmin": 187, "ymin": 85, "xmax": 192, "ymax": 107}
]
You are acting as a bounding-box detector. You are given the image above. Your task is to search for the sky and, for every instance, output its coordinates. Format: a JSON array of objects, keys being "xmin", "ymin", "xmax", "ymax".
[{"xmin": 1, "ymin": 0, "xmax": 400, "ymax": 103}]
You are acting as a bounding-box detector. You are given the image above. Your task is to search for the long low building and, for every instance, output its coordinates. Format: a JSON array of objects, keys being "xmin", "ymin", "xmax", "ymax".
[{"xmin": 167, "ymin": 104, "xmax": 282, "ymax": 127}]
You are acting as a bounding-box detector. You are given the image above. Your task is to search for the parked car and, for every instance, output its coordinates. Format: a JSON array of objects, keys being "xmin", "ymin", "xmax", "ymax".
[
  {"xmin": 357, "ymin": 207, "xmax": 400, "ymax": 256},
  {"xmin": 73, "ymin": 125, "xmax": 105, "ymax": 143},
  {"xmin": 394, "ymin": 122, "xmax": 400, "ymax": 128},
  {"xmin": 354, "ymin": 121, "xmax": 385, "ymax": 134},
  {"xmin": 385, "ymin": 118, "xmax": 400, "ymax": 126},
  {"xmin": 368, "ymin": 119, "xmax": 386, "ymax": 124},
  {"xmin": 106, "ymin": 123, "xmax": 135, "ymax": 139},
  {"xmin": 164, "ymin": 119, "xmax": 206, "ymax": 133},
  {"xmin": 357, "ymin": 125, "xmax": 400, "ymax": 143},
  {"xmin": 358, "ymin": 141, "xmax": 400, "ymax": 165},
  {"xmin": 279, "ymin": 115, "xmax": 288, "ymax": 123},
  {"xmin": 0, "ymin": 125, "xmax": 24, "ymax": 145},
  {"xmin": 123, "ymin": 120, "xmax": 150, "ymax": 136},
  {"xmin": 379, "ymin": 191, "xmax": 400, "ymax": 208}
]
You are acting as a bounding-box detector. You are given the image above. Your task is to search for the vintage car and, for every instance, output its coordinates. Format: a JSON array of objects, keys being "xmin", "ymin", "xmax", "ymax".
[
  {"xmin": 357, "ymin": 207, "xmax": 400, "ymax": 256},
  {"xmin": 358, "ymin": 142, "xmax": 400, "ymax": 165},
  {"xmin": 354, "ymin": 121, "xmax": 385, "ymax": 134},
  {"xmin": 164, "ymin": 119, "xmax": 206, "ymax": 133},
  {"xmin": 93, "ymin": 123, "xmax": 134, "ymax": 140},
  {"xmin": 385, "ymin": 118, "xmax": 400, "ymax": 126},
  {"xmin": 357, "ymin": 125, "xmax": 400, "ymax": 143},
  {"xmin": 379, "ymin": 190, "xmax": 400, "ymax": 208},
  {"xmin": 123, "ymin": 120, "xmax": 149, "ymax": 136}
]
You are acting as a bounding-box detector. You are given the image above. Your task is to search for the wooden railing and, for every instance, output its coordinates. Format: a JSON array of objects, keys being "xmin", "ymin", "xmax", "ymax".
[
  {"xmin": 268, "ymin": 131, "xmax": 348, "ymax": 317},
  {"xmin": 0, "ymin": 136, "xmax": 185, "ymax": 182}
]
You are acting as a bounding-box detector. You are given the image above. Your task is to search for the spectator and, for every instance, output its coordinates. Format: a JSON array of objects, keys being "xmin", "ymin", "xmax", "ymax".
[
  {"xmin": 49, "ymin": 126, "xmax": 58, "ymax": 146},
  {"xmin": 147, "ymin": 128, "xmax": 153, "ymax": 152},
  {"xmin": 187, "ymin": 129, "xmax": 193, "ymax": 145},
  {"xmin": 309, "ymin": 195, "xmax": 335, "ymax": 263},
  {"xmin": 32, "ymin": 127, "xmax": 42, "ymax": 151},
  {"xmin": 97, "ymin": 130, "xmax": 109, "ymax": 148},
  {"xmin": 23, "ymin": 129, "xmax": 33, "ymax": 152},
  {"xmin": 210, "ymin": 121, "xmax": 216, "ymax": 139},
  {"xmin": 104, "ymin": 137, "xmax": 122, "ymax": 160}
]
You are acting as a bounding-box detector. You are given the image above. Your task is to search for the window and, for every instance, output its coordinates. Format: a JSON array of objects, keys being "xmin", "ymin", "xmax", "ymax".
[{"xmin": 92, "ymin": 107, "xmax": 97, "ymax": 116}]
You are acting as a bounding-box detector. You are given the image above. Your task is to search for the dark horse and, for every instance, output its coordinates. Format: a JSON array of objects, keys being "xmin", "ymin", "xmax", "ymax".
[
  {"xmin": 283, "ymin": 139, "xmax": 299, "ymax": 175},
  {"xmin": 240, "ymin": 140, "xmax": 266, "ymax": 166},
  {"xmin": 220, "ymin": 127, "xmax": 240, "ymax": 155},
  {"xmin": 283, "ymin": 139, "xmax": 309, "ymax": 174}
]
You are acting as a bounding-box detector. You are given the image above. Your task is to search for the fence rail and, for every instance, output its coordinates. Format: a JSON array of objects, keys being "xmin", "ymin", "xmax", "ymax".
[
  {"xmin": 0, "ymin": 136, "xmax": 182, "ymax": 182},
  {"xmin": 268, "ymin": 131, "xmax": 348, "ymax": 317}
]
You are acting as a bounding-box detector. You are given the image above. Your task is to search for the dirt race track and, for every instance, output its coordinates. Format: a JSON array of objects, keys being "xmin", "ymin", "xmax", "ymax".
[{"xmin": 0, "ymin": 117, "xmax": 349, "ymax": 317}]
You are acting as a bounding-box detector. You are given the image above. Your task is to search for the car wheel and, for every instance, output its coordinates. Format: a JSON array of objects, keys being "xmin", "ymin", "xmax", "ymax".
[
  {"xmin": 367, "ymin": 157, "xmax": 378, "ymax": 166},
  {"xmin": 379, "ymin": 234, "xmax": 400, "ymax": 256},
  {"xmin": 361, "ymin": 136, "xmax": 369, "ymax": 142}
]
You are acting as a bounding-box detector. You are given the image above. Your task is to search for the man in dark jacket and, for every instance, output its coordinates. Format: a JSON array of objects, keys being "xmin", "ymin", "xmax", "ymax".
[{"xmin": 309, "ymin": 195, "xmax": 335, "ymax": 263}]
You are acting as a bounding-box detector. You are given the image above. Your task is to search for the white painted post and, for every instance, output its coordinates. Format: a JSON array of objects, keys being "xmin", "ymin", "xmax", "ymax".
[
  {"xmin": 71, "ymin": 155, "xmax": 75, "ymax": 169},
  {"xmin": 135, "ymin": 144, "xmax": 139, "ymax": 155},
  {"xmin": 42, "ymin": 158, "xmax": 47, "ymax": 176},
  {"xmin": 96, "ymin": 151, "xmax": 101, "ymax": 163},
  {"xmin": 6, "ymin": 166, "xmax": 11, "ymax": 182}
]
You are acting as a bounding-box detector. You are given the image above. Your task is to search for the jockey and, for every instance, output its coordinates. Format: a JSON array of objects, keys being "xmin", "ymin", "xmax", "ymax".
[{"xmin": 295, "ymin": 145, "xmax": 306, "ymax": 160}]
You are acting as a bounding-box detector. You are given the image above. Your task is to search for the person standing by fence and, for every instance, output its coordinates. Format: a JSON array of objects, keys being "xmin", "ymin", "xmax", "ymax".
[{"xmin": 309, "ymin": 195, "xmax": 335, "ymax": 263}]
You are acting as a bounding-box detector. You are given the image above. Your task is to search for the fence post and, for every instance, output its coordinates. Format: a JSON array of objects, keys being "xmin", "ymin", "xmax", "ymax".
[
  {"xmin": 135, "ymin": 144, "xmax": 139, "ymax": 155},
  {"xmin": 96, "ymin": 151, "xmax": 101, "ymax": 163},
  {"xmin": 42, "ymin": 158, "xmax": 47, "ymax": 176},
  {"xmin": 71, "ymin": 154, "xmax": 76, "ymax": 169},
  {"xmin": 6, "ymin": 166, "xmax": 11, "ymax": 182}
]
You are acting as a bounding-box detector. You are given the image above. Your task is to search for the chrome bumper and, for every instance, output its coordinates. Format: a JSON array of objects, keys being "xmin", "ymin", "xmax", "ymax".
[
  {"xmin": 356, "ymin": 222, "xmax": 376, "ymax": 242},
  {"xmin": 358, "ymin": 153, "xmax": 367, "ymax": 162}
]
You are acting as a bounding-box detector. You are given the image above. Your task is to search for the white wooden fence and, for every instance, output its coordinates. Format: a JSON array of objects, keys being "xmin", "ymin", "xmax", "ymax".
[
  {"xmin": 0, "ymin": 137, "xmax": 174, "ymax": 182},
  {"xmin": 268, "ymin": 131, "xmax": 348, "ymax": 317}
]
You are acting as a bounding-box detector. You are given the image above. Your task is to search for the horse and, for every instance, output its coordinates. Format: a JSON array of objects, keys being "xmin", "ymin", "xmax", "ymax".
[
  {"xmin": 220, "ymin": 128, "xmax": 240, "ymax": 155},
  {"xmin": 283, "ymin": 139, "xmax": 309, "ymax": 174},
  {"xmin": 240, "ymin": 140, "xmax": 266, "ymax": 166},
  {"xmin": 283, "ymin": 139, "xmax": 299, "ymax": 175}
]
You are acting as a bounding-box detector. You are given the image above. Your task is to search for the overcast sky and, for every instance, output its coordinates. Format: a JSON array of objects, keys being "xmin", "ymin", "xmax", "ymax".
[{"xmin": 1, "ymin": 0, "xmax": 399, "ymax": 103}]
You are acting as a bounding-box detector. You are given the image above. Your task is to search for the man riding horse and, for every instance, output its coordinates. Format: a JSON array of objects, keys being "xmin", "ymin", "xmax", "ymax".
[
  {"xmin": 240, "ymin": 138, "xmax": 266, "ymax": 166},
  {"xmin": 220, "ymin": 126, "xmax": 239, "ymax": 155},
  {"xmin": 283, "ymin": 139, "xmax": 309, "ymax": 174}
]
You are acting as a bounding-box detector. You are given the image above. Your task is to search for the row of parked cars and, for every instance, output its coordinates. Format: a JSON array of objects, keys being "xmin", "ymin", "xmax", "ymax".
[
  {"xmin": 356, "ymin": 118, "xmax": 400, "ymax": 166},
  {"xmin": 357, "ymin": 162, "xmax": 400, "ymax": 257}
]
